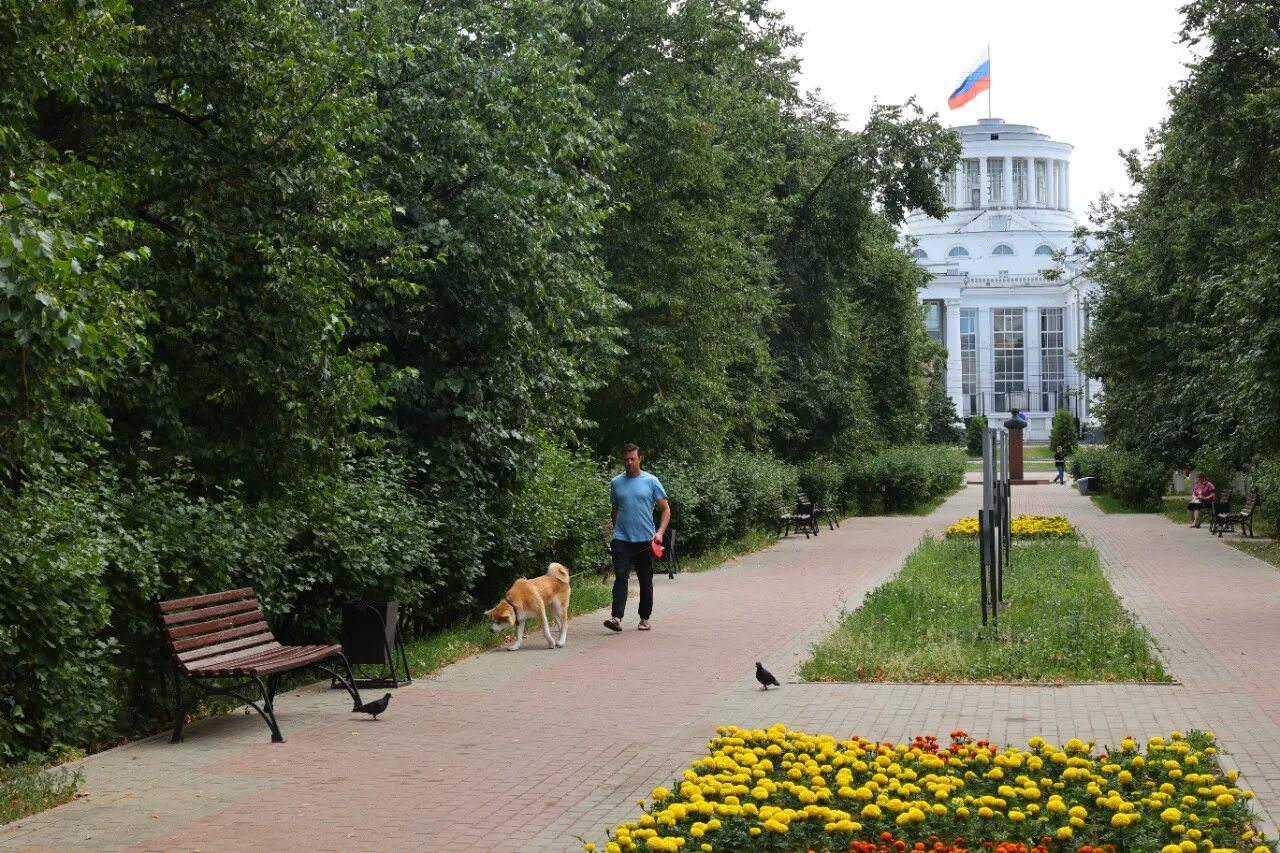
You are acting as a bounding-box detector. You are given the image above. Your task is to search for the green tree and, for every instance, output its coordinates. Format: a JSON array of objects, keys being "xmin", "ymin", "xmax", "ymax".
[
  {"xmin": 579, "ymin": 0, "xmax": 798, "ymax": 461},
  {"xmin": 1049, "ymin": 407, "xmax": 1078, "ymax": 454},
  {"xmin": 965, "ymin": 415, "xmax": 987, "ymax": 457},
  {"xmin": 1082, "ymin": 0, "xmax": 1280, "ymax": 471}
]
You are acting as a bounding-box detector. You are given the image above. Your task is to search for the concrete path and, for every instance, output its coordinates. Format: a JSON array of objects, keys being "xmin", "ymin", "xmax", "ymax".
[{"xmin": 4, "ymin": 478, "xmax": 1280, "ymax": 852}]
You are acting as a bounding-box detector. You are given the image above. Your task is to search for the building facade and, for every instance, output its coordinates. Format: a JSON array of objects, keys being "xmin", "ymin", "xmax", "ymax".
[{"xmin": 905, "ymin": 117, "xmax": 1098, "ymax": 441}]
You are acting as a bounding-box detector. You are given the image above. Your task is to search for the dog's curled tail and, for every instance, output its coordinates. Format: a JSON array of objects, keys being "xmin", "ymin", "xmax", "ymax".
[{"xmin": 546, "ymin": 562, "xmax": 570, "ymax": 583}]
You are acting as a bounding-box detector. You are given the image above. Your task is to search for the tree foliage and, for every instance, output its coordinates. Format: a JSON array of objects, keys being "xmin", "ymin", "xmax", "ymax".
[
  {"xmin": 1082, "ymin": 0, "xmax": 1280, "ymax": 471},
  {"xmin": 0, "ymin": 0, "xmax": 963, "ymax": 757}
]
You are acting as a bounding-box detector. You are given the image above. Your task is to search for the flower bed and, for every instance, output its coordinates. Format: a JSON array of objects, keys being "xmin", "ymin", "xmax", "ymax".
[
  {"xmin": 945, "ymin": 515, "xmax": 1075, "ymax": 539},
  {"xmin": 589, "ymin": 727, "xmax": 1266, "ymax": 853}
]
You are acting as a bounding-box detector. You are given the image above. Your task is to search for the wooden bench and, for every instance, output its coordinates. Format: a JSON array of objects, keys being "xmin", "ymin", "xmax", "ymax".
[
  {"xmin": 156, "ymin": 588, "xmax": 362, "ymax": 743},
  {"xmin": 1206, "ymin": 488, "xmax": 1233, "ymax": 534},
  {"xmin": 1216, "ymin": 492, "xmax": 1260, "ymax": 538},
  {"xmin": 776, "ymin": 497, "xmax": 816, "ymax": 539},
  {"xmin": 799, "ymin": 491, "xmax": 839, "ymax": 531}
]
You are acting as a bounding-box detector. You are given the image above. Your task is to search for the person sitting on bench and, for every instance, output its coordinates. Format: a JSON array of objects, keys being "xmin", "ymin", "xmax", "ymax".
[{"xmin": 1188, "ymin": 472, "xmax": 1215, "ymax": 528}]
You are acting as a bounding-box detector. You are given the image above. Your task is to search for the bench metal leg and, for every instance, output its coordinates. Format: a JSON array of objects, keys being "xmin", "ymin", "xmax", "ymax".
[
  {"xmin": 170, "ymin": 666, "xmax": 187, "ymax": 744},
  {"xmin": 317, "ymin": 653, "xmax": 363, "ymax": 711}
]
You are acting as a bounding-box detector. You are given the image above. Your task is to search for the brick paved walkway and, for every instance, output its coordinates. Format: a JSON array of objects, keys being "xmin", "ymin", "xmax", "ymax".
[{"xmin": 5, "ymin": 477, "xmax": 1280, "ymax": 852}]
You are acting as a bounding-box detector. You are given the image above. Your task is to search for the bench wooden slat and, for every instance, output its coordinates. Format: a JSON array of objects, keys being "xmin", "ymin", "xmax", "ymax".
[
  {"xmin": 191, "ymin": 645, "xmax": 341, "ymax": 678},
  {"xmin": 156, "ymin": 587, "xmax": 257, "ymax": 613},
  {"xmin": 180, "ymin": 640, "xmax": 284, "ymax": 672},
  {"xmin": 166, "ymin": 609, "xmax": 264, "ymax": 640},
  {"xmin": 159, "ymin": 598, "xmax": 261, "ymax": 627},
  {"xmin": 170, "ymin": 620, "xmax": 272, "ymax": 655},
  {"xmin": 176, "ymin": 631, "xmax": 275, "ymax": 666}
]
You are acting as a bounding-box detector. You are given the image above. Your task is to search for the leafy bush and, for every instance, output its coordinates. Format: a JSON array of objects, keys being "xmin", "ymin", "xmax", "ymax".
[
  {"xmin": 0, "ymin": 476, "xmax": 124, "ymax": 760},
  {"xmin": 964, "ymin": 415, "xmax": 987, "ymax": 457},
  {"xmin": 489, "ymin": 438, "xmax": 611, "ymax": 598},
  {"xmin": 848, "ymin": 445, "xmax": 965, "ymax": 513},
  {"xmin": 1105, "ymin": 448, "xmax": 1167, "ymax": 511},
  {"xmin": 797, "ymin": 457, "xmax": 844, "ymax": 512},
  {"xmin": 1049, "ymin": 407, "xmax": 1078, "ymax": 455},
  {"xmin": 1068, "ymin": 445, "xmax": 1111, "ymax": 482},
  {"xmin": 724, "ymin": 453, "xmax": 798, "ymax": 537},
  {"xmin": 1248, "ymin": 454, "xmax": 1280, "ymax": 535},
  {"xmin": 646, "ymin": 459, "xmax": 740, "ymax": 555}
]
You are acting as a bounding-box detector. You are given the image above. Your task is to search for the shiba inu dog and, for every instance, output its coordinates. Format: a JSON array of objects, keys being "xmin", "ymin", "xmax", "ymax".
[{"xmin": 483, "ymin": 562, "xmax": 571, "ymax": 651}]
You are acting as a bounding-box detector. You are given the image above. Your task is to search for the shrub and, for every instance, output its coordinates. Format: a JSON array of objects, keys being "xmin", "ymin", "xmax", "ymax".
[
  {"xmin": 646, "ymin": 458, "xmax": 740, "ymax": 555},
  {"xmin": 486, "ymin": 438, "xmax": 610, "ymax": 601},
  {"xmin": 964, "ymin": 415, "xmax": 987, "ymax": 457},
  {"xmin": 797, "ymin": 457, "xmax": 844, "ymax": 512},
  {"xmin": 1105, "ymin": 447, "xmax": 1167, "ymax": 511},
  {"xmin": 723, "ymin": 453, "xmax": 798, "ymax": 537},
  {"xmin": 1248, "ymin": 454, "xmax": 1280, "ymax": 535},
  {"xmin": 849, "ymin": 445, "xmax": 965, "ymax": 513},
  {"xmin": 1068, "ymin": 444, "xmax": 1110, "ymax": 482},
  {"xmin": 1049, "ymin": 407, "xmax": 1078, "ymax": 455}
]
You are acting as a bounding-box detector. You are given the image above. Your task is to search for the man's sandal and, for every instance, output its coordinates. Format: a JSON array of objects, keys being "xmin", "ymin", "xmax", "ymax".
[{"xmin": 603, "ymin": 618, "xmax": 622, "ymax": 632}]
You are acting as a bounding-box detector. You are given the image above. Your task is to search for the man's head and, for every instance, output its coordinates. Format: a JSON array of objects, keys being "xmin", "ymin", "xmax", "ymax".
[
  {"xmin": 1056, "ymin": 446, "xmax": 1063, "ymax": 452},
  {"xmin": 1010, "ymin": 408, "xmax": 1021, "ymax": 418},
  {"xmin": 621, "ymin": 443, "xmax": 642, "ymax": 476}
]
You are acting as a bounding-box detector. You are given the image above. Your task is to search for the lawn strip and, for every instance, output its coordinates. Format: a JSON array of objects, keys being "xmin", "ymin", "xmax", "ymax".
[
  {"xmin": 0, "ymin": 759, "xmax": 82, "ymax": 826},
  {"xmin": 800, "ymin": 535, "xmax": 1168, "ymax": 683}
]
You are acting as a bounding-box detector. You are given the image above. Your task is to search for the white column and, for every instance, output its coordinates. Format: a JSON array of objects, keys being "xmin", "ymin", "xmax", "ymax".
[
  {"xmin": 1025, "ymin": 306, "xmax": 1042, "ymax": 414},
  {"xmin": 1059, "ymin": 161, "xmax": 1069, "ymax": 210},
  {"xmin": 945, "ymin": 299, "xmax": 963, "ymax": 418},
  {"xmin": 1002, "ymin": 157, "xmax": 1013, "ymax": 209},
  {"xmin": 956, "ymin": 163, "xmax": 965, "ymax": 209},
  {"xmin": 978, "ymin": 306, "xmax": 994, "ymax": 415},
  {"xmin": 1046, "ymin": 161, "xmax": 1057, "ymax": 209},
  {"xmin": 1064, "ymin": 161, "xmax": 1070, "ymax": 211},
  {"xmin": 978, "ymin": 157, "xmax": 989, "ymax": 209},
  {"xmin": 1024, "ymin": 157, "xmax": 1036, "ymax": 206}
]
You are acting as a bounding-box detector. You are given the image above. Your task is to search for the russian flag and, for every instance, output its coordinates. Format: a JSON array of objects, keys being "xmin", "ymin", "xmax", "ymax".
[{"xmin": 948, "ymin": 49, "xmax": 991, "ymax": 110}]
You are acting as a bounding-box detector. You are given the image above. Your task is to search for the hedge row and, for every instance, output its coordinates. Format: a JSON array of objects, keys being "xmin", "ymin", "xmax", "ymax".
[
  {"xmin": 1067, "ymin": 445, "xmax": 1168, "ymax": 511},
  {"xmin": 0, "ymin": 443, "xmax": 963, "ymax": 760}
]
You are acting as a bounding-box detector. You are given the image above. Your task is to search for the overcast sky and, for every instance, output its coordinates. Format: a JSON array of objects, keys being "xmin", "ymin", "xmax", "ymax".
[{"xmin": 771, "ymin": 0, "xmax": 1196, "ymax": 222}]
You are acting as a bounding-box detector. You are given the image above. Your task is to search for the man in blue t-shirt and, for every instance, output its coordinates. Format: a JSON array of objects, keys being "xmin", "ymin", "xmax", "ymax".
[{"xmin": 603, "ymin": 443, "xmax": 670, "ymax": 633}]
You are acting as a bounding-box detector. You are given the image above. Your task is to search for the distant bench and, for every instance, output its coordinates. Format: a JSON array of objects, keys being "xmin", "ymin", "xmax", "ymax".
[{"xmin": 156, "ymin": 588, "xmax": 362, "ymax": 743}]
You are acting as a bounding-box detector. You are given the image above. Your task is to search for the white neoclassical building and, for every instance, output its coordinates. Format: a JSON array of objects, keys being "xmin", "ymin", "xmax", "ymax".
[{"xmin": 905, "ymin": 117, "xmax": 1099, "ymax": 441}]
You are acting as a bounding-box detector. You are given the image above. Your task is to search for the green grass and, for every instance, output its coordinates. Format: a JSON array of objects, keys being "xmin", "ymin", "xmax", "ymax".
[
  {"xmin": 1226, "ymin": 538, "xmax": 1280, "ymax": 570},
  {"xmin": 966, "ymin": 460, "xmax": 1058, "ymax": 472},
  {"xmin": 401, "ymin": 529, "xmax": 781, "ymax": 677},
  {"xmin": 1023, "ymin": 444, "xmax": 1057, "ymax": 460},
  {"xmin": 1091, "ymin": 494, "xmax": 1151, "ymax": 514},
  {"xmin": 799, "ymin": 535, "xmax": 1168, "ymax": 683},
  {"xmin": 0, "ymin": 758, "xmax": 82, "ymax": 825}
]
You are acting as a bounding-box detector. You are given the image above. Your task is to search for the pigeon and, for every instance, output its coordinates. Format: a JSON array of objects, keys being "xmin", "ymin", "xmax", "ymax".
[
  {"xmin": 755, "ymin": 662, "xmax": 780, "ymax": 690},
  {"xmin": 355, "ymin": 693, "xmax": 392, "ymax": 720}
]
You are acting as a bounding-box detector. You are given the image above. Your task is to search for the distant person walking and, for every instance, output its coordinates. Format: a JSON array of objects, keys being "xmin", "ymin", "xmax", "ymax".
[
  {"xmin": 604, "ymin": 443, "xmax": 670, "ymax": 633},
  {"xmin": 1053, "ymin": 446, "xmax": 1067, "ymax": 484}
]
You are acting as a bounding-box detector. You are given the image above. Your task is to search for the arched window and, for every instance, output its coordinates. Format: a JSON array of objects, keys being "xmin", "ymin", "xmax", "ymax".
[
  {"xmin": 947, "ymin": 246, "xmax": 970, "ymax": 258},
  {"xmin": 992, "ymin": 244, "xmax": 1015, "ymax": 256},
  {"xmin": 912, "ymin": 248, "xmax": 928, "ymax": 259},
  {"xmin": 1034, "ymin": 244, "xmax": 1055, "ymax": 255}
]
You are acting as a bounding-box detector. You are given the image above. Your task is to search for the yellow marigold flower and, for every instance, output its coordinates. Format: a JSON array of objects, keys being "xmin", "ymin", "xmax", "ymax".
[
  {"xmin": 1172, "ymin": 825, "xmax": 1186, "ymax": 834},
  {"xmin": 1162, "ymin": 808, "xmax": 1182, "ymax": 822},
  {"xmin": 956, "ymin": 807, "xmax": 970, "ymax": 818},
  {"xmin": 606, "ymin": 844, "xmax": 622, "ymax": 853},
  {"xmin": 651, "ymin": 787, "xmax": 671, "ymax": 801},
  {"xmin": 1254, "ymin": 847, "xmax": 1270, "ymax": 853},
  {"xmin": 978, "ymin": 807, "xmax": 995, "ymax": 818},
  {"xmin": 584, "ymin": 845, "xmax": 596, "ymax": 852},
  {"xmin": 1056, "ymin": 827, "xmax": 1073, "ymax": 840},
  {"xmin": 1215, "ymin": 794, "xmax": 1234, "ymax": 807},
  {"xmin": 1008, "ymin": 810, "xmax": 1026, "ymax": 822},
  {"xmin": 861, "ymin": 804, "xmax": 882, "ymax": 819},
  {"xmin": 701, "ymin": 846, "xmax": 712, "ymax": 853},
  {"xmin": 1179, "ymin": 842, "xmax": 1197, "ymax": 853}
]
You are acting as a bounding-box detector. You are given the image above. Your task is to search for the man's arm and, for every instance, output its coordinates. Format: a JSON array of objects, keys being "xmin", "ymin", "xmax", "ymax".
[
  {"xmin": 611, "ymin": 503, "xmax": 618, "ymax": 525},
  {"xmin": 654, "ymin": 497, "xmax": 671, "ymax": 542}
]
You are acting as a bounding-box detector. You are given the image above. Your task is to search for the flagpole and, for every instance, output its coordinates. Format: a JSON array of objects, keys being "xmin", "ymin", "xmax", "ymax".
[{"xmin": 987, "ymin": 43, "xmax": 992, "ymax": 118}]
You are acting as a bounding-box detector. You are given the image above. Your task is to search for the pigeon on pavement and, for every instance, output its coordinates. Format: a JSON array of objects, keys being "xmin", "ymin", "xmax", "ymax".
[
  {"xmin": 355, "ymin": 693, "xmax": 392, "ymax": 719},
  {"xmin": 755, "ymin": 662, "xmax": 780, "ymax": 690}
]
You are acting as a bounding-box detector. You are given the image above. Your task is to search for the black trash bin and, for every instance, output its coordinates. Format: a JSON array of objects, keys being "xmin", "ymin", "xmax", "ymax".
[
  {"xmin": 336, "ymin": 600, "xmax": 411, "ymax": 689},
  {"xmin": 1077, "ymin": 477, "xmax": 1096, "ymax": 496}
]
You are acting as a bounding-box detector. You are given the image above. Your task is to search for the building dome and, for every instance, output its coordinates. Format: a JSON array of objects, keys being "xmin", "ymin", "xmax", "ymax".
[{"xmin": 906, "ymin": 118, "xmax": 1098, "ymax": 439}]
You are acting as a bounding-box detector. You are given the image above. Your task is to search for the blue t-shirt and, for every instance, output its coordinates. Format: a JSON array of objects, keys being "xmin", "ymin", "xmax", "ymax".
[{"xmin": 610, "ymin": 471, "xmax": 668, "ymax": 542}]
